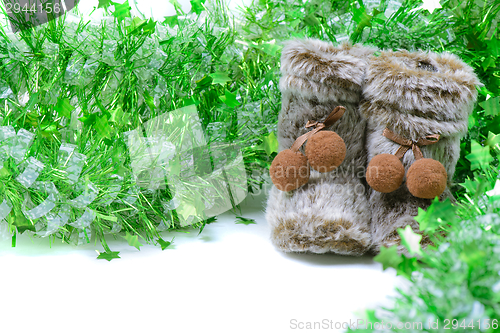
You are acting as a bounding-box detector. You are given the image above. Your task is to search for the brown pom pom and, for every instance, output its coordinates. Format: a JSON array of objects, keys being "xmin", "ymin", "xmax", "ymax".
[
  {"xmin": 269, "ymin": 149, "xmax": 310, "ymax": 191},
  {"xmin": 406, "ymin": 158, "xmax": 447, "ymax": 199},
  {"xmin": 366, "ymin": 154, "xmax": 405, "ymax": 193},
  {"xmin": 305, "ymin": 131, "xmax": 346, "ymax": 173}
]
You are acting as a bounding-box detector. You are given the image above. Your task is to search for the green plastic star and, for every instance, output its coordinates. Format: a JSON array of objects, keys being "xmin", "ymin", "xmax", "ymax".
[
  {"xmin": 256, "ymin": 132, "xmax": 278, "ymax": 156},
  {"xmin": 96, "ymin": 251, "xmax": 121, "ymax": 261},
  {"xmin": 54, "ymin": 97, "xmax": 75, "ymax": 118},
  {"xmin": 210, "ymin": 71, "xmax": 231, "ymax": 85},
  {"xmin": 397, "ymin": 256, "xmax": 419, "ymax": 279},
  {"xmin": 112, "ymin": 0, "xmax": 131, "ymax": 22},
  {"xmin": 374, "ymin": 245, "xmax": 403, "ymax": 270},
  {"xmin": 398, "ymin": 225, "xmax": 423, "ymax": 256},
  {"xmin": 262, "ymin": 132, "xmax": 278, "ymax": 155},
  {"xmin": 486, "ymin": 131, "xmax": 500, "ymax": 148},
  {"xmin": 125, "ymin": 17, "xmax": 147, "ymax": 34},
  {"xmin": 98, "ymin": 0, "xmax": 112, "ymax": 8},
  {"xmin": 258, "ymin": 40, "xmax": 282, "ymax": 56},
  {"xmin": 123, "ymin": 232, "xmax": 143, "ymax": 250},
  {"xmin": 190, "ymin": 0, "xmax": 206, "ymax": 15},
  {"xmin": 95, "ymin": 115, "xmax": 112, "ymax": 140},
  {"xmin": 466, "ymin": 140, "xmax": 493, "ymax": 171},
  {"xmin": 482, "ymin": 56, "xmax": 496, "ymax": 71},
  {"xmin": 220, "ymin": 89, "xmax": 241, "ymax": 107},
  {"xmin": 157, "ymin": 237, "xmax": 174, "ymax": 250},
  {"xmin": 479, "ymin": 96, "xmax": 500, "ymax": 117},
  {"xmin": 414, "ymin": 197, "xmax": 456, "ymax": 233}
]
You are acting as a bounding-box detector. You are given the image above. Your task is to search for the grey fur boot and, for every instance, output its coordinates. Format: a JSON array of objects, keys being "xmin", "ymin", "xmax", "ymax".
[
  {"xmin": 265, "ymin": 38, "xmax": 377, "ymax": 256},
  {"xmin": 360, "ymin": 50, "xmax": 481, "ymax": 254}
]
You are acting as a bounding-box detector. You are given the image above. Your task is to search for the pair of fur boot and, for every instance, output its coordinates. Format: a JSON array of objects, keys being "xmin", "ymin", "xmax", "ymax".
[{"xmin": 266, "ymin": 38, "xmax": 481, "ymax": 256}]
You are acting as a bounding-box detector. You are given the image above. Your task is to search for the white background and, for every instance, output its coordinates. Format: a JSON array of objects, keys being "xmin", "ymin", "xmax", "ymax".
[
  {"xmin": 0, "ymin": 2, "xmax": 404, "ymax": 333},
  {"xmin": 0, "ymin": 183, "xmax": 404, "ymax": 333}
]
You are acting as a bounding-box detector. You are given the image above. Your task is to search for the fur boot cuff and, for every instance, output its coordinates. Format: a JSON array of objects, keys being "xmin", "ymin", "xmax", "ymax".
[
  {"xmin": 280, "ymin": 38, "xmax": 377, "ymax": 103},
  {"xmin": 361, "ymin": 50, "xmax": 482, "ymax": 140}
]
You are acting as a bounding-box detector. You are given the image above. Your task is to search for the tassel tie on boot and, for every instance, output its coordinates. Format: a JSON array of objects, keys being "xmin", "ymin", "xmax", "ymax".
[
  {"xmin": 366, "ymin": 128, "xmax": 448, "ymax": 199},
  {"xmin": 270, "ymin": 106, "xmax": 347, "ymax": 191}
]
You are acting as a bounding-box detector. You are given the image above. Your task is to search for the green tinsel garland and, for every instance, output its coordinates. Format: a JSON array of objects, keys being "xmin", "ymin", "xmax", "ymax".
[{"xmin": 0, "ymin": 0, "xmax": 279, "ymax": 258}]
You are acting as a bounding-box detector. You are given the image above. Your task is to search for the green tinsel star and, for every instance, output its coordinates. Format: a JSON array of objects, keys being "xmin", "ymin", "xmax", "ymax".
[
  {"xmin": 210, "ymin": 71, "xmax": 231, "ymax": 85},
  {"xmin": 479, "ymin": 96, "xmax": 500, "ymax": 117},
  {"xmin": 112, "ymin": 0, "xmax": 132, "ymax": 22},
  {"xmin": 157, "ymin": 237, "xmax": 174, "ymax": 250},
  {"xmin": 220, "ymin": 89, "xmax": 241, "ymax": 108},
  {"xmin": 397, "ymin": 225, "xmax": 423, "ymax": 256},
  {"xmin": 414, "ymin": 197, "xmax": 456, "ymax": 233},
  {"xmin": 97, "ymin": 251, "xmax": 121, "ymax": 261},
  {"xmin": 466, "ymin": 141, "xmax": 494, "ymax": 171},
  {"xmin": 374, "ymin": 245, "xmax": 403, "ymax": 271},
  {"xmin": 123, "ymin": 232, "xmax": 143, "ymax": 251}
]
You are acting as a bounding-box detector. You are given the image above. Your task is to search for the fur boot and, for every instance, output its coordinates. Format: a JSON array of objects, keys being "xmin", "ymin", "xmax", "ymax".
[
  {"xmin": 360, "ymin": 50, "xmax": 481, "ymax": 254},
  {"xmin": 265, "ymin": 38, "xmax": 377, "ymax": 255}
]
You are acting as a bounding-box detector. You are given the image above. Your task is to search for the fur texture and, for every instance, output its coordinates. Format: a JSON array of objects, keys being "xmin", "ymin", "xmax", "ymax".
[
  {"xmin": 266, "ymin": 38, "xmax": 377, "ymax": 256},
  {"xmin": 361, "ymin": 50, "xmax": 482, "ymax": 254}
]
